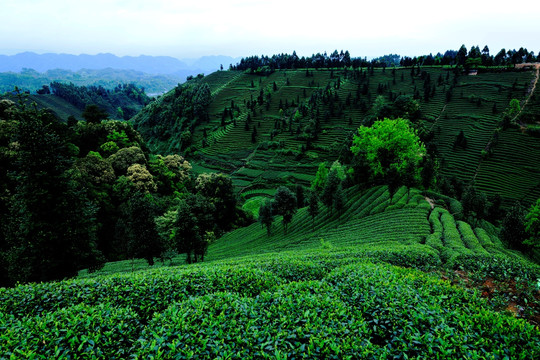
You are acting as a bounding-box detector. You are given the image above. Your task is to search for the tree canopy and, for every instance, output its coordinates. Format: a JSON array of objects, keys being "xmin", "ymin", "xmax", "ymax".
[{"xmin": 350, "ymin": 118, "xmax": 426, "ymax": 183}]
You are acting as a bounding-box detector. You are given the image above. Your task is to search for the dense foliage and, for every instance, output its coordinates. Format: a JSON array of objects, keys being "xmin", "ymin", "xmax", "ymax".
[
  {"xmin": 132, "ymin": 79, "xmax": 211, "ymax": 153},
  {"xmin": 50, "ymin": 82, "xmax": 150, "ymax": 120},
  {"xmin": 232, "ymin": 46, "xmax": 538, "ymax": 72},
  {"xmin": 0, "ymin": 97, "xmax": 243, "ymax": 287},
  {"xmin": 0, "ymin": 249, "xmax": 538, "ymax": 358}
]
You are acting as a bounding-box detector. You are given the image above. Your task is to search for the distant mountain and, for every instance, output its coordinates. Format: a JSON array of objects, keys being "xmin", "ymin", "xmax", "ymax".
[{"xmin": 0, "ymin": 52, "xmax": 241, "ymax": 75}]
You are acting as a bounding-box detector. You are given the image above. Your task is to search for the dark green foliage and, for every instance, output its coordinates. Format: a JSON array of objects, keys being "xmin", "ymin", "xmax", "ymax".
[
  {"xmin": 1, "ymin": 105, "xmax": 104, "ymax": 285},
  {"xmin": 81, "ymin": 104, "xmax": 109, "ymax": 124},
  {"xmin": 273, "ymin": 186, "xmax": 297, "ymax": 234},
  {"xmin": 132, "ymin": 81, "xmax": 211, "ymax": 153},
  {"xmin": 116, "ymin": 192, "xmax": 162, "ymax": 265},
  {"xmin": 321, "ymin": 169, "xmax": 341, "ymax": 211},
  {"xmin": 307, "ymin": 191, "xmax": 319, "ymax": 227},
  {"xmin": 500, "ymin": 202, "xmax": 527, "ymax": 250},
  {"xmin": 51, "ymin": 82, "xmax": 150, "ymax": 120},
  {"xmin": 174, "ymin": 193, "xmax": 216, "ymax": 263},
  {"xmin": 195, "ymin": 173, "xmax": 237, "ymax": 232},
  {"xmin": 258, "ymin": 199, "xmax": 274, "ymax": 236},
  {"xmin": 525, "ymin": 198, "xmax": 540, "ymax": 248},
  {"xmin": 333, "ymin": 183, "xmax": 346, "ymax": 216},
  {"xmin": 295, "ymin": 184, "xmax": 305, "ymax": 208}
]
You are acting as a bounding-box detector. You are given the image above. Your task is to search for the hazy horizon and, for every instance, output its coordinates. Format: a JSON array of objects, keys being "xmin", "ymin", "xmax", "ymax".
[{"xmin": 1, "ymin": 0, "xmax": 539, "ymax": 60}]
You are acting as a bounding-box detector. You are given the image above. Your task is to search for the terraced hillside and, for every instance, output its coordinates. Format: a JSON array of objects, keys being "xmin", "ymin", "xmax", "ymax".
[
  {"xmin": 2, "ymin": 184, "xmax": 539, "ymax": 358},
  {"xmin": 133, "ymin": 66, "xmax": 540, "ymax": 206},
  {"xmin": 207, "ymin": 185, "xmax": 530, "ymax": 268}
]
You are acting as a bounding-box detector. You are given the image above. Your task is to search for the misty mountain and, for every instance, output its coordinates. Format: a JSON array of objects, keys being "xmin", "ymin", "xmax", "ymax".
[{"xmin": 0, "ymin": 52, "xmax": 241, "ymax": 75}]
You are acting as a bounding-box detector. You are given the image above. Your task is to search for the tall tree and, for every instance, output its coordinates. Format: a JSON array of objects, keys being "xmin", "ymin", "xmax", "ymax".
[
  {"xmin": 258, "ymin": 199, "xmax": 274, "ymax": 236},
  {"xmin": 307, "ymin": 191, "xmax": 319, "ymax": 229},
  {"xmin": 2, "ymin": 106, "xmax": 104, "ymax": 285},
  {"xmin": 273, "ymin": 186, "xmax": 297, "ymax": 234},
  {"xmin": 116, "ymin": 192, "xmax": 162, "ymax": 265},
  {"xmin": 173, "ymin": 193, "xmax": 216, "ymax": 263},
  {"xmin": 321, "ymin": 169, "xmax": 341, "ymax": 211}
]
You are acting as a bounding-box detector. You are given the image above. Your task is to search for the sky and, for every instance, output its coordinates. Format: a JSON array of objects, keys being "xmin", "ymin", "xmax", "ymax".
[{"xmin": 1, "ymin": 0, "xmax": 539, "ymax": 60}]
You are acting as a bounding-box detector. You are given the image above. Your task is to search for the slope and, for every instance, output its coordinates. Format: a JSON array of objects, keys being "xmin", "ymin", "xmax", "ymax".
[
  {"xmin": 2, "ymin": 184, "xmax": 539, "ymax": 358},
  {"xmin": 133, "ymin": 66, "xmax": 540, "ymax": 207}
]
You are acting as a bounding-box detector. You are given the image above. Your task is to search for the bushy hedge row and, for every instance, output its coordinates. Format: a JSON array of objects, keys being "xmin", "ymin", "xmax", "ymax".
[{"xmin": 1, "ymin": 248, "xmax": 538, "ymax": 358}]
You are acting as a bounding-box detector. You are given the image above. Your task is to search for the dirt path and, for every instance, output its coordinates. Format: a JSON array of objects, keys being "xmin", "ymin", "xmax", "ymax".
[
  {"xmin": 429, "ymin": 104, "xmax": 447, "ymax": 132},
  {"xmin": 514, "ymin": 63, "xmax": 540, "ymax": 124}
]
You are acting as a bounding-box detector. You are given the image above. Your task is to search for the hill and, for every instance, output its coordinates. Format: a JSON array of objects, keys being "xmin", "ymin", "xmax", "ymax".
[
  {"xmin": 133, "ymin": 66, "xmax": 540, "ymax": 207},
  {"xmin": 0, "ymin": 68, "xmax": 182, "ymax": 95},
  {"xmin": 1, "ymin": 184, "xmax": 539, "ymax": 358}
]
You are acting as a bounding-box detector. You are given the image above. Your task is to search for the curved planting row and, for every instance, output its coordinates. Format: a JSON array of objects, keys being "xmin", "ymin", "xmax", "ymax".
[{"xmin": 1, "ymin": 252, "xmax": 538, "ymax": 359}]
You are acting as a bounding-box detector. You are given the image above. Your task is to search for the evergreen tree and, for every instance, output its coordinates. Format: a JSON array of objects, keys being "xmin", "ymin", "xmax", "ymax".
[
  {"xmin": 173, "ymin": 193, "xmax": 216, "ymax": 263},
  {"xmin": 321, "ymin": 169, "xmax": 341, "ymax": 212},
  {"xmin": 116, "ymin": 192, "xmax": 162, "ymax": 266},
  {"xmin": 333, "ymin": 183, "xmax": 346, "ymax": 218}
]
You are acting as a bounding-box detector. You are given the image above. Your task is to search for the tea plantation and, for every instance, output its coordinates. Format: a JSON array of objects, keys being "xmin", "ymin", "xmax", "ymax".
[
  {"xmin": 132, "ymin": 66, "xmax": 540, "ymax": 207},
  {"xmin": 2, "ymin": 185, "xmax": 539, "ymax": 358}
]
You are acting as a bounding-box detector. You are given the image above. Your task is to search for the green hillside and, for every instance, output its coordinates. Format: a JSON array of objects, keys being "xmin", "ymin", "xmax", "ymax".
[
  {"xmin": 4, "ymin": 94, "xmax": 83, "ymax": 122},
  {"xmin": 2, "ymin": 184, "xmax": 539, "ymax": 358},
  {"xmin": 133, "ymin": 66, "xmax": 540, "ymax": 207}
]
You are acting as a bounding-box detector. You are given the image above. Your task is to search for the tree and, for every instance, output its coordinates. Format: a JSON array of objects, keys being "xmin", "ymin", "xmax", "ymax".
[
  {"xmin": 195, "ymin": 173, "xmax": 237, "ymax": 232},
  {"xmin": 82, "ymin": 104, "xmax": 108, "ymax": 124},
  {"xmin": 258, "ymin": 199, "xmax": 274, "ymax": 235},
  {"xmin": 507, "ymin": 99, "xmax": 521, "ymax": 119},
  {"xmin": 2, "ymin": 106, "xmax": 104, "ymax": 285},
  {"xmin": 311, "ymin": 162, "xmax": 329, "ymax": 193},
  {"xmin": 116, "ymin": 192, "xmax": 162, "ymax": 266},
  {"xmin": 500, "ymin": 202, "xmax": 527, "ymax": 250},
  {"xmin": 321, "ymin": 169, "xmax": 341, "ymax": 211},
  {"xmin": 524, "ymin": 198, "xmax": 540, "ymax": 248},
  {"xmin": 351, "ymin": 118, "xmax": 425, "ymax": 184},
  {"xmin": 273, "ymin": 186, "xmax": 297, "ymax": 234},
  {"xmin": 333, "ymin": 183, "xmax": 346, "ymax": 218},
  {"xmin": 307, "ymin": 191, "xmax": 319, "ymax": 229},
  {"xmin": 295, "ymin": 184, "xmax": 305, "ymax": 208},
  {"xmin": 173, "ymin": 193, "xmax": 216, "ymax": 263}
]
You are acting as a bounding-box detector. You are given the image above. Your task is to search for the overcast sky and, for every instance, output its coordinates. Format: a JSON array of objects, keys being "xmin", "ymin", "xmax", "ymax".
[{"xmin": 1, "ymin": 0, "xmax": 539, "ymax": 59}]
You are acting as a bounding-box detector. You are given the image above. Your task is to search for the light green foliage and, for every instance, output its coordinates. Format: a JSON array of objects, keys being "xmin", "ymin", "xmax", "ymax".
[
  {"xmin": 310, "ymin": 162, "xmax": 328, "ymax": 193},
  {"xmin": 1, "ymin": 251, "xmax": 538, "ymax": 358},
  {"xmin": 508, "ymin": 98, "xmax": 521, "ymax": 118},
  {"xmin": 351, "ymin": 118, "xmax": 425, "ymax": 181},
  {"xmin": 525, "ymin": 198, "xmax": 540, "ymax": 248},
  {"xmin": 329, "ymin": 160, "xmax": 345, "ymax": 180}
]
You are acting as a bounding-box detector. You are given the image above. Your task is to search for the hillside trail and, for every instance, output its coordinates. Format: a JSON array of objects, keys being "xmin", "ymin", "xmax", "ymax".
[
  {"xmin": 514, "ymin": 63, "xmax": 540, "ymax": 126},
  {"xmin": 472, "ymin": 64, "xmax": 540, "ymax": 181},
  {"xmin": 210, "ymin": 72, "xmax": 243, "ymax": 98},
  {"xmin": 429, "ymin": 104, "xmax": 447, "ymax": 132}
]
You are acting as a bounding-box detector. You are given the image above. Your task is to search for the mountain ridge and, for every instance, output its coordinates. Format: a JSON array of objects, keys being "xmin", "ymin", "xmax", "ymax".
[{"xmin": 0, "ymin": 52, "xmax": 241, "ymax": 75}]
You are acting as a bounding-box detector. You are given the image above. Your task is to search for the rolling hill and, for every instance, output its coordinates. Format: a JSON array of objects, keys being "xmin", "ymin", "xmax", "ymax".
[{"xmin": 133, "ymin": 65, "xmax": 540, "ymax": 208}]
